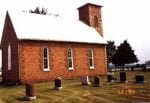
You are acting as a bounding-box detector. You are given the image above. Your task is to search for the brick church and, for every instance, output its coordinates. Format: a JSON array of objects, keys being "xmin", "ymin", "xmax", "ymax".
[{"xmin": 1, "ymin": 3, "xmax": 107, "ymax": 84}]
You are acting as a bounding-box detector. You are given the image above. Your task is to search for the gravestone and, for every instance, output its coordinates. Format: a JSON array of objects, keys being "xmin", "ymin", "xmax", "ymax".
[
  {"xmin": 93, "ymin": 76, "xmax": 102, "ymax": 87},
  {"xmin": 141, "ymin": 65, "xmax": 146, "ymax": 71},
  {"xmin": 107, "ymin": 74, "xmax": 114, "ymax": 82},
  {"xmin": 135, "ymin": 75, "xmax": 146, "ymax": 83},
  {"xmin": 81, "ymin": 76, "xmax": 91, "ymax": 85},
  {"xmin": 54, "ymin": 77, "xmax": 62, "ymax": 90},
  {"xmin": 24, "ymin": 83, "xmax": 36, "ymax": 101},
  {"xmin": 120, "ymin": 72, "xmax": 128, "ymax": 83},
  {"xmin": 131, "ymin": 67, "xmax": 134, "ymax": 71}
]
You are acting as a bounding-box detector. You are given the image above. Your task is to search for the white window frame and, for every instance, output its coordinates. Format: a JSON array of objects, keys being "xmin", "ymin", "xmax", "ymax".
[
  {"xmin": 43, "ymin": 47, "xmax": 50, "ymax": 71},
  {"xmin": 89, "ymin": 48, "xmax": 94, "ymax": 69},
  {"xmin": 68, "ymin": 48, "xmax": 74, "ymax": 70},
  {"xmin": 8, "ymin": 44, "xmax": 11, "ymax": 70}
]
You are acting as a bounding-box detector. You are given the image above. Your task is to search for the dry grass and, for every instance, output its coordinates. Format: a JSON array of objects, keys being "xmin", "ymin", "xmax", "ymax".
[{"xmin": 0, "ymin": 71, "xmax": 150, "ymax": 103}]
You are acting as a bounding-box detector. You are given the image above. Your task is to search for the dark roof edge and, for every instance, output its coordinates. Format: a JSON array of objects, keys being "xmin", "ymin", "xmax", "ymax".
[
  {"xmin": 19, "ymin": 39, "xmax": 107, "ymax": 45},
  {"xmin": 78, "ymin": 3, "xmax": 103, "ymax": 9}
]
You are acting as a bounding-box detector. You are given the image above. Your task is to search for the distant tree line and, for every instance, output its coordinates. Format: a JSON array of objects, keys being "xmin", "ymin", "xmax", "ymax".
[
  {"xmin": 106, "ymin": 40, "xmax": 138, "ymax": 70},
  {"xmin": 145, "ymin": 60, "xmax": 150, "ymax": 65},
  {"xmin": 29, "ymin": 7, "xmax": 47, "ymax": 15}
]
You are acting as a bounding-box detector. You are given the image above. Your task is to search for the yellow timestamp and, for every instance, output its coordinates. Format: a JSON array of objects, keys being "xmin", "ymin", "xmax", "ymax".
[{"xmin": 118, "ymin": 88, "xmax": 135, "ymax": 95}]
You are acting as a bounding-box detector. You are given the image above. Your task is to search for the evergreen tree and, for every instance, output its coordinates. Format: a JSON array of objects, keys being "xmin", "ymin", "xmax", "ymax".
[
  {"xmin": 106, "ymin": 41, "xmax": 116, "ymax": 68},
  {"xmin": 111, "ymin": 40, "xmax": 138, "ymax": 70},
  {"xmin": 29, "ymin": 7, "xmax": 47, "ymax": 15}
]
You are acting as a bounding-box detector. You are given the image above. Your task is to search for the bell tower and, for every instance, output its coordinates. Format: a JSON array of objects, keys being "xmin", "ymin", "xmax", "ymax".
[{"xmin": 78, "ymin": 3, "xmax": 103, "ymax": 37}]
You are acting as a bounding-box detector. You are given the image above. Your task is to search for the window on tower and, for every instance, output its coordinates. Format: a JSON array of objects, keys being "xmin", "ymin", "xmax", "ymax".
[{"xmin": 94, "ymin": 16, "xmax": 98, "ymax": 27}]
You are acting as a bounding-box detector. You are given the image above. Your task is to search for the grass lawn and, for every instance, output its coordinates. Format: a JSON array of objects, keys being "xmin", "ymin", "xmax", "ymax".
[{"xmin": 0, "ymin": 71, "xmax": 150, "ymax": 103}]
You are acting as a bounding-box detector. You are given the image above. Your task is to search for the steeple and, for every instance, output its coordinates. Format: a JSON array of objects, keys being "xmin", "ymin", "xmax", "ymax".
[{"xmin": 78, "ymin": 3, "xmax": 103, "ymax": 36}]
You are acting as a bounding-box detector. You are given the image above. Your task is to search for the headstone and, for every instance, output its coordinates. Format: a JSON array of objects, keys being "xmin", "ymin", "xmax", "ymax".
[
  {"xmin": 131, "ymin": 67, "xmax": 134, "ymax": 71},
  {"xmin": 141, "ymin": 65, "xmax": 146, "ymax": 71},
  {"xmin": 107, "ymin": 74, "xmax": 114, "ymax": 82},
  {"xmin": 120, "ymin": 72, "xmax": 128, "ymax": 83},
  {"xmin": 81, "ymin": 76, "xmax": 91, "ymax": 85},
  {"xmin": 24, "ymin": 83, "xmax": 36, "ymax": 101},
  {"xmin": 93, "ymin": 76, "xmax": 102, "ymax": 87},
  {"xmin": 135, "ymin": 75, "xmax": 146, "ymax": 83},
  {"xmin": 54, "ymin": 77, "xmax": 62, "ymax": 90}
]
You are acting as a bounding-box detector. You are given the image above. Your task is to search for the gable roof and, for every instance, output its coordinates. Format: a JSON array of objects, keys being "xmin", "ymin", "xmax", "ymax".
[{"xmin": 7, "ymin": 11, "xmax": 106, "ymax": 44}]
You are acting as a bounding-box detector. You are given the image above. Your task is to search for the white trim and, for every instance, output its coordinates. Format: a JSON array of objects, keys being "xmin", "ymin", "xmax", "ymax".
[
  {"xmin": 89, "ymin": 48, "xmax": 95, "ymax": 69},
  {"xmin": 68, "ymin": 67, "xmax": 74, "ymax": 70},
  {"xmin": 8, "ymin": 44, "xmax": 11, "ymax": 70},
  {"xmin": 90, "ymin": 66, "xmax": 95, "ymax": 69},
  {"xmin": 68, "ymin": 48, "xmax": 74, "ymax": 70},
  {"xmin": 43, "ymin": 47, "xmax": 50, "ymax": 71},
  {"xmin": 43, "ymin": 68, "xmax": 50, "ymax": 71}
]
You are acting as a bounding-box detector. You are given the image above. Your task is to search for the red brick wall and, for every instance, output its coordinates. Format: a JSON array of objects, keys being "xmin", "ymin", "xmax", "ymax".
[
  {"xmin": 78, "ymin": 5, "xmax": 90, "ymax": 25},
  {"xmin": 19, "ymin": 41, "xmax": 107, "ymax": 83},
  {"xmin": 78, "ymin": 4, "xmax": 103, "ymax": 36},
  {"xmin": 1, "ymin": 13, "xmax": 20, "ymax": 83},
  {"xmin": 89, "ymin": 5, "xmax": 103, "ymax": 36}
]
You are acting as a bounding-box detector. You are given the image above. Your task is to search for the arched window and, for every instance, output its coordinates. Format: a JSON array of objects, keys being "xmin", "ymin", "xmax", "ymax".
[
  {"xmin": 89, "ymin": 48, "xmax": 94, "ymax": 69},
  {"xmin": 8, "ymin": 44, "xmax": 11, "ymax": 70},
  {"xmin": 68, "ymin": 48, "xmax": 74, "ymax": 70},
  {"xmin": 94, "ymin": 16, "xmax": 98, "ymax": 27},
  {"xmin": 43, "ymin": 47, "xmax": 49, "ymax": 71}
]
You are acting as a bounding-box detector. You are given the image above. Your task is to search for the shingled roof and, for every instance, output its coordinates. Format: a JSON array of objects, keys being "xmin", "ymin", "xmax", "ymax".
[{"xmin": 8, "ymin": 11, "xmax": 106, "ymax": 44}]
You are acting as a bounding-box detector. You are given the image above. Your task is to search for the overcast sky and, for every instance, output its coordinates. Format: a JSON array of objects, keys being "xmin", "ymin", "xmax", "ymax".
[{"xmin": 0, "ymin": 0, "xmax": 150, "ymax": 65}]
